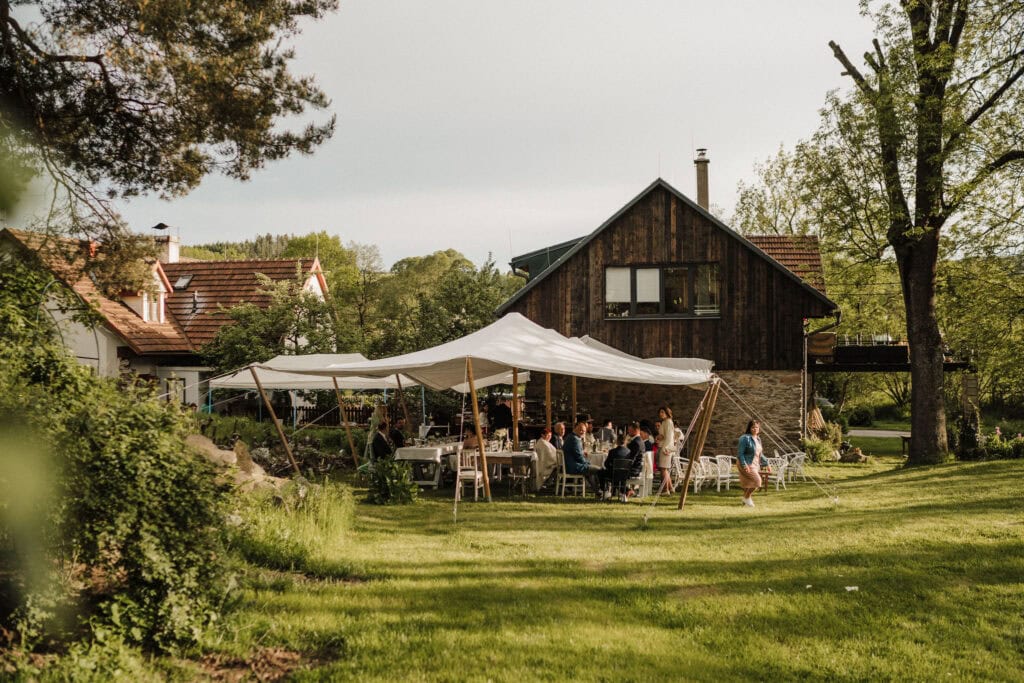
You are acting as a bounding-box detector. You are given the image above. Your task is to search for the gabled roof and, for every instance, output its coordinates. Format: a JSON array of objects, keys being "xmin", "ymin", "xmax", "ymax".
[
  {"xmin": 162, "ymin": 258, "xmax": 324, "ymax": 348},
  {"xmin": 496, "ymin": 178, "xmax": 837, "ymax": 315},
  {"xmin": 745, "ymin": 235, "xmax": 827, "ymax": 295},
  {"xmin": 3, "ymin": 228, "xmax": 327, "ymax": 354},
  {"xmin": 1, "ymin": 228, "xmax": 194, "ymax": 354}
]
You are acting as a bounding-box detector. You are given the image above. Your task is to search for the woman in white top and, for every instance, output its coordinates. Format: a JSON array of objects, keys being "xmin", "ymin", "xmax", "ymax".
[{"xmin": 656, "ymin": 406, "xmax": 676, "ymax": 494}]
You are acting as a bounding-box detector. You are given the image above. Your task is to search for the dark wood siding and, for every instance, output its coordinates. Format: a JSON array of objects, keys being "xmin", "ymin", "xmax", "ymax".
[{"xmin": 505, "ymin": 186, "xmax": 833, "ymax": 371}]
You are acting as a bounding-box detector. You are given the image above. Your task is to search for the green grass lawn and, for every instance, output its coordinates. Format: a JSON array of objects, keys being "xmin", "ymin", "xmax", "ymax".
[
  {"xmin": 199, "ymin": 458, "xmax": 1024, "ymax": 681},
  {"xmin": 847, "ymin": 435, "xmax": 906, "ymax": 457}
]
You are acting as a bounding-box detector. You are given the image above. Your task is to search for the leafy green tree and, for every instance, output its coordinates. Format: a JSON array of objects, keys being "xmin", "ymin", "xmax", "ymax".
[
  {"xmin": 826, "ymin": 1, "xmax": 1024, "ymax": 464},
  {"xmin": 0, "ymin": 0, "xmax": 336, "ymax": 244},
  {"xmin": 202, "ymin": 273, "xmax": 343, "ymax": 372}
]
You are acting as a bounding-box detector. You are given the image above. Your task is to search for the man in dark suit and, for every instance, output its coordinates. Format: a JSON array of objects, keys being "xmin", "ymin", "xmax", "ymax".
[
  {"xmin": 390, "ymin": 417, "xmax": 408, "ymax": 449},
  {"xmin": 371, "ymin": 420, "xmax": 393, "ymax": 461}
]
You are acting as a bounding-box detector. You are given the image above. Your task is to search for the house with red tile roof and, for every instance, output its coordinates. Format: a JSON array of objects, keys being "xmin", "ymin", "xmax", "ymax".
[{"xmin": 1, "ymin": 228, "xmax": 326, "ymax": 405}]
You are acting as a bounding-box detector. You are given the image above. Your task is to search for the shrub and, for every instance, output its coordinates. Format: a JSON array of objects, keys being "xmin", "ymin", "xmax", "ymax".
[
  {"xmin": 847, "ymin": 405, "xmax": 875, "ymax": 427},
  {"xmin": 366, "ymin": 459, "xmax": 418, "ymax": 505},
  {"xmin": 801, "ymin": 437, "xmax": 834, "ymax": 463},
  {"xmin": 0, "ymin": 260, "xmax": 231, "ymax": 653},
  {"xmin": 832, "ymin": 413, "xmax": 850, "ymax": 434}
]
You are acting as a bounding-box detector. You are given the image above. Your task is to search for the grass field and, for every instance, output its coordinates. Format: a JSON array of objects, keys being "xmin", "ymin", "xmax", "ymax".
[{"xmin": 193, "ymin": 456, "xmax": 1024, "ymax": 682}]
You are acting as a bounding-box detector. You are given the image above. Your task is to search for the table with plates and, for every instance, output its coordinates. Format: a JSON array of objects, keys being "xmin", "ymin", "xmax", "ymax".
[
  {"xmin": 484, "ymin": 450, "xmax": 538, "ymax": 492},
  {"xmin": 394, "ymin": 442, "xmax": 460, "ymax": 488}
]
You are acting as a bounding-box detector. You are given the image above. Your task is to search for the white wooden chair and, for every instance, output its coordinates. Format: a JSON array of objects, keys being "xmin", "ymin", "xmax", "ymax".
[
  {"xmin": 458, "ymin": 447, "xmax": 484, "ymax": 501},
  {"xmin": 679, "ymin": 458, "xmax": 706, "ymax": 493},
  {"xmin": 786, "ymin": 453, "xmax": 808, "ymax": 482},
  {"xmin": 556, "ymin": 450, "xmax": 586, "ymax": 497},
  {"xmin": 626, "ymin": 451, "xmax": 653, "ymax": 498},
  {"xmin": 765, "ymin": 457, "xmax": 788, "ymax": 491},
  {"xmin": 713, "ymin": 455, "xmax": 734, "ymax": 491}
]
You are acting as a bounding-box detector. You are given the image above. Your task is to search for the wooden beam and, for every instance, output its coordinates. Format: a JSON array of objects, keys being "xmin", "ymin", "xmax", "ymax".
[
  {"xmin": 466, "ymin": 358, "xmax": 492, "ymax": 501},
  {"xmin": 395, "ymin": 374, "xmax": 413, "ymax": 431},
  {"xmin": 571, "ymin": 376, "xmax": 577, "ymax": 424},
  {"xmin": 332, "ymin": 377, "xmax": 360, "ymax": 468},
  {"xmin": 249, "ymin": 367, "xmax": 301, "ymax": 477},
  {"xmin": 545, "ymin": 372, "xmax": 552, "ymax": 430},
  {"xmin": 512, "ymin": 367, "xmax": 520, "ymax": 451},
  {"xmin": 678, "ymin": 379, "xmax": 719, "ymax": 510}
]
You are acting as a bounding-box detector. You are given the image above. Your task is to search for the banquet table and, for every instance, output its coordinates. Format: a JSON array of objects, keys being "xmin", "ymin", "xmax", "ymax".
[
  {"xmin": 394, "ymin": 443, "xmax": 460, "ymax": 488},
  {"xmin": 483, "ymin": 451, "xmax": 538, "ymax": 491}
]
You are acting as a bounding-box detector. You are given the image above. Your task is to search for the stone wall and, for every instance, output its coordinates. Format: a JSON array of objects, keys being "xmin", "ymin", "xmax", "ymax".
[{"xmin": 523, "ymin": 370, "xmax": 802, "ymax": 456}]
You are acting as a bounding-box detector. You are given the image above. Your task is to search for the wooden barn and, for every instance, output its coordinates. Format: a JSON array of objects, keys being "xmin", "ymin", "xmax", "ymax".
[{"xmin": 497, "ymin": 169, "xmax": 838, "ymax": 453}]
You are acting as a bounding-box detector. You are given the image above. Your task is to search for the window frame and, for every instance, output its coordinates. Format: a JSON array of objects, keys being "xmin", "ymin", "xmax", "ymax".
[{"xmin": 603, "ymin": 263, "xmax": 720, "ymax": 320}]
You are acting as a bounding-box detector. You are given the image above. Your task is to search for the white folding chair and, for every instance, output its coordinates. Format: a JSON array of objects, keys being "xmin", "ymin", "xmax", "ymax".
[
  {"xmin": 458, "ymin": 447, "xmax": 484, "ymax": 501},
  {"xmin": 556, "ymin": 450, "xmax": 586, "ymax": 497}
]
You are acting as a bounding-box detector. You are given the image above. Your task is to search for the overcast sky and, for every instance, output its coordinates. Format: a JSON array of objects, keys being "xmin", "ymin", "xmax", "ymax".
[{"xmin": 113, "ymin": 1, "xmax": 876, "ymax": 268}]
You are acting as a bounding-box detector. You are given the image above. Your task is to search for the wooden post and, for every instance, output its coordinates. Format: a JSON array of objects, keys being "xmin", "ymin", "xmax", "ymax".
[
  {"xmin": 678, "ymin": 379, "xmax": 720, "ymax": 510},
  {"xmin": 571, "ymin": 376, "xmax": 577, "ymax": 424},
  {"xmin": 466, "ymin": 358, "xmax": 492, "ymax": 501},
  {"xmin": 512, "ymin": 368, "xmax": 520, "ymax": 451},
  {"xmin": 249, "ymin": 367, "xmax": 301, "ymax": 477},
  {"xmin": 545, "ymin": 372, "xmax": 552, "ymax": 430},
  {"xmin": 395, "ymin": 374, "xmax": 413, "ymax": 431},
  {"xmin": 332, "ymin": 377, "xmax": 360, "ymax": 468}
]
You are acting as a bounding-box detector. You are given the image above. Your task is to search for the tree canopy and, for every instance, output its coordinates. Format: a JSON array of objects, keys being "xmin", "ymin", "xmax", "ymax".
[{"xmin": 0, "ymin": 0, "xmax": 337, "ymax": 237}]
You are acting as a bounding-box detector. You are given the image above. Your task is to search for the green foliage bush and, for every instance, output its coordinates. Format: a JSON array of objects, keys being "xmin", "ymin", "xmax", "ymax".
[
  {"xmin": 0, "ymin": 258, "xmax": 230, "ymax": 653},
  {"xmin": 366, "ymin": 459, "xmax": 418, "ymax": 505},
  {"xmin": 801, "ymin": 437, "xmax": 834, "ymax": 463},
  {"xmin": 959, "ymin": 427, "xmax": 1024, "ymax": 461},
  {"xmin": 847, "ymin": 405, "xmax": 875, "ymax": 427}
]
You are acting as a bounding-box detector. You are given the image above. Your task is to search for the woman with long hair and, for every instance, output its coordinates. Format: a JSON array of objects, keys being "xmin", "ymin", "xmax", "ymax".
[
  {"xmin": 737, "ymin": 419, "xmax": 770, "ymax": 507},
  {"xmin": 656, "ymin": 406, "xmax": 676, "ymax": 494}
]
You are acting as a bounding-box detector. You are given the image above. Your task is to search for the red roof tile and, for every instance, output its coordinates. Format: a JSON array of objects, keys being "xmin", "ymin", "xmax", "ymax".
[{"xmin": 747, "ymin": 235, "xmax": 827, "ymax": 295}]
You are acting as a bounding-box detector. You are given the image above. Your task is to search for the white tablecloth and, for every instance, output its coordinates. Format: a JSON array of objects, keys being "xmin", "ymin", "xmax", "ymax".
[{"xmin": 394, "ymin": 444, "xmax": 458, "ymax": 463}]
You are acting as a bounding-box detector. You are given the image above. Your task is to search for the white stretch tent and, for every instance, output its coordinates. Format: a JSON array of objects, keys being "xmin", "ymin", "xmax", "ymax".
[
  {"xmin": 211, "ymin": 354, "xmax": 417, "ymax": 391},
  {"xmin": 576, "ymin": 335, "xmax": 715, "ymax": 375},
  {"xmin": 270, "ymin": 313, "xmax": 712, "ymax": 389},
  {"xmin": 212, "ymin": 354, "xmax": 531, "ymax": 393}
]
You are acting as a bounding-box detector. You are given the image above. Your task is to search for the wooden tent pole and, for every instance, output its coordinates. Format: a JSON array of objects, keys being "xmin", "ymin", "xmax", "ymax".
[
  {"xmin": 332, "ymin": 377, "xmax": 360, "ymax": 468},
  {"xmin": 511, "ymin": 367, "xmax": 520, "ymax": 451},
  {"xmin": 571, "ymin": 376, "xmax": 577, "ymax": 424},
  {"xmin": 466, "ymin": 358, "xmax": 492, "ymax": 501},
  {"xmin": 395, "ymin": 374, "xmax": 414, "ymax": 430},
  {"xmin": 678, "ymin": 379, "xmax": 720, "ymax": 510},
  {"xmin": 545, "ymin": 373, "xmax": 552, "ymax": 430},
  {"xmin": 249, "ymin": 367, "xmax": 301, "ymax": 477}
]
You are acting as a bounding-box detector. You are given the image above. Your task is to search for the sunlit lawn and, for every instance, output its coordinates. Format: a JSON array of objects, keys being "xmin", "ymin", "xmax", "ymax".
[{"xmin": 210, "ymin": 457, "xmax": 1024, "ymax": 681}]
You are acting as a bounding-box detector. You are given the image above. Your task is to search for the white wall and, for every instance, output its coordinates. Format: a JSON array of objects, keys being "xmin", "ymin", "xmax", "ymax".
[{"xmin": 45, "ymin": 298, "xmax": 123, "ymax": 377}]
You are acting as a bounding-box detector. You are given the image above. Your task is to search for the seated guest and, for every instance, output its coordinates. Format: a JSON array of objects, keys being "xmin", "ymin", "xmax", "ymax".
[
  {"xmin": 601, "ymin": 433, "xmax": 633, "ymax": 500},
  {"xmin": 533, "ymin": 427, "xmax": 559, "ymax": 489},
  {"xmin": 626, "ymin": 421, "xmax": 646, "ymax": 478},
  {"xmin": 562, "ymin": 420, "xmax": 601, "ymax": 493},
  {"xmin": 462, "ymin": 425, "xmax": 480, "ymax": 451},
  {"xmin": 371, "ymin": 420, "xmax": 393, "ymax": 461},
  {"xmin": 552, "ymin": 421, "xmax": 566, "ymax": 450},
  {"xmin": 639, "ymin": 419, "xmax": 656, "ymax": 453},
  {"xmin": 597, "ymin": 419, "xmax": 616, "ymax": 444},
  {"xmin": 582, "ymin": 420, "xmax": 596, "ymax": 452},
  {"xmin": 390, "ymin": 416, "xmax": 408, "ymax": 449}
]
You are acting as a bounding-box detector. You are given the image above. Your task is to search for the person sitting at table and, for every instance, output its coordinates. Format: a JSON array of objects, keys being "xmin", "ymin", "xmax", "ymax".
[
  {"xmin": 371, "ymin": 420, "xmax": 393, "ymax": 461},
  {"xmin": 626, "ymin": 421, "xmax": 646, "ymax": 477},
  {"xmin": 596, "ymin": 419, "xmax": 616, "ymax": 444},
  {"xmin": 533, "ymin": 426, "xmax": 559, "ymax": 489},
  {"xmin": 600, "ymin": 433, "xmax": 633, "ymax": 500},
  {"xmin": 582, "ymin": 420, "xmax": 596, "ymax": 452},
  {"xmin": 390, "ymin": 416, "xmax": 408, "ymax": 449},
  {"xmin": 563, "ymin": 420, "xmax": 601, "ymax": 494},
  {"xmin": 462, "ymin": 425, "xmax": 480, "ymax": 452},
  {"xmin": 552, "ymin": 421, "xmax": 566, "ymax": 450}
]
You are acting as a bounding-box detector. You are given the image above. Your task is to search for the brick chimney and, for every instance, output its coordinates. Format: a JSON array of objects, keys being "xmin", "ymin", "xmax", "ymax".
[
  {"xmin": 155, "ymin": 234, "xmax": 179, "ymax": 263},
  {"xmin": 694, "ymin": 148, "xmax": 710, "ymax": 211}
]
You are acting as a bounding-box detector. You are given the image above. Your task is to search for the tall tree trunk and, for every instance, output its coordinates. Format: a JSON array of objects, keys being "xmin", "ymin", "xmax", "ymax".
[{"xmin": 896, "ymin": 233, "xmax": 948, "ymax": 464}]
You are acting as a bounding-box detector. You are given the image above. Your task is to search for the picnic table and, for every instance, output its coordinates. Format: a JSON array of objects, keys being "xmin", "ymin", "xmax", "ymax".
[{"xmin": 394, "ymin": 443, "xmax": 460, "ymax": 488}]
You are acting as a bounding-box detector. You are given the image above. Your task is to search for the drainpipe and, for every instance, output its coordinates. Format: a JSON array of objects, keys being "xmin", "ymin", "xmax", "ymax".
[{"xmin": 803, "ymin": 310, "xmax": 842, "ymax": 437}]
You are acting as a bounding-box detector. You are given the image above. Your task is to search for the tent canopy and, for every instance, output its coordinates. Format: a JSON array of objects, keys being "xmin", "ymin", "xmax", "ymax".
[
  {"xmin": 214, "ymin": 353, "xmax": 529, "ymax": 392},
  {"xmin": 577, "ymin": 335, "xmax": 715, "ymax": 374},
  {"xmin": 268, "ymin": 313, "xmax": 712, "ymax": 390}
]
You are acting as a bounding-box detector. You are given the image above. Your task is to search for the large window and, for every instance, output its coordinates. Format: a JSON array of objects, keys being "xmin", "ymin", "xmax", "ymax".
[{"xmin": 604, "ymin": 264, "xmax": 719, "ymax": 318}]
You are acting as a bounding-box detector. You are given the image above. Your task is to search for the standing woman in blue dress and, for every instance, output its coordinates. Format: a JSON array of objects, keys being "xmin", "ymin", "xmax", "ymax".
[{"xmin": 737, "ymin": 419, "xmax": 769, "ymax": 507}]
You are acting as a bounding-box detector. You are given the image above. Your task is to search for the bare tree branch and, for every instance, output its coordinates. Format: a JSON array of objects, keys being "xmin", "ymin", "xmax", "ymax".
[{"xmin": 829, "ymin": 40, "xmax": 876, "ymax": 96}]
